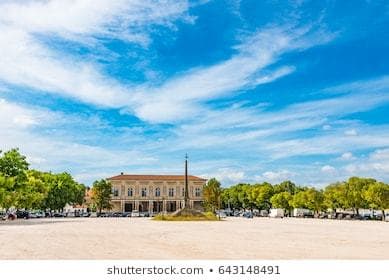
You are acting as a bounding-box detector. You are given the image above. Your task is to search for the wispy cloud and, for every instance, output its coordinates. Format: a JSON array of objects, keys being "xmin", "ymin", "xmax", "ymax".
[
  {"xmin": 133, "ymin": 24, "xmax": 334, "ymax": 123},
  {"xmin": 0, "ymin": 0, "xmax": 193, "ymax": 109}
]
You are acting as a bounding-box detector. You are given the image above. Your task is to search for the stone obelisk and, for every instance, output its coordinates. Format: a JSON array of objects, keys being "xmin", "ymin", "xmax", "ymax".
[{"xmin": 184, "ymin": 153, "xmax": 190, "ymax": 209}]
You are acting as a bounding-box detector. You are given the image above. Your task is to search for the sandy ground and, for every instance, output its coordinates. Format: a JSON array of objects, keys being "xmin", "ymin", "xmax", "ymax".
[{"xmin": 0, "ymin": 217, "xmax": 388, "ymax": 259}]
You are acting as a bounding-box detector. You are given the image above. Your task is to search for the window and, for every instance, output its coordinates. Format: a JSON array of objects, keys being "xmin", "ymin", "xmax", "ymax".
[
  {"xmin": 182, "ymin": 187, "xmax": 185, "ymax": 197},
  {"xmin": 168, "ymin": 188, "xmax": 174, "ymax": 197},
  {"xmin": 155, "ymin": 187, "xmax": 161, "ymax": 197},
  {"xmin": 195, "ymin": 187, "xmax": 201, "ymax": 197},
  {"xmin": 141, "ymin": 187, "xmax": 147, "ymax": 197},
  {"xmin": 127, "ymin": 188, "xmax": 133, "ymax": 197},
  {"xmin": 112, "ymin": 188, "xmax": 119, "ymax": 197}
]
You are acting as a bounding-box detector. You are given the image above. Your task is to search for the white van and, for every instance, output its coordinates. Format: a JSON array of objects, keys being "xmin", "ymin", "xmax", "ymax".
[
  {"xmin": 269, "ymin": 208, "xmax": 284, "ymax": 218},
  {"xmin": 131, "ymin": 210, "xmax": 140, "ymax": 217}
]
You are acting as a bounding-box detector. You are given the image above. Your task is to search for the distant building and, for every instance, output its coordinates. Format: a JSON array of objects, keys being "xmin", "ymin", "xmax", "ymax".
[{"xmin": 107, "ymin": 174, "xmax": 206, "ymax": 213}]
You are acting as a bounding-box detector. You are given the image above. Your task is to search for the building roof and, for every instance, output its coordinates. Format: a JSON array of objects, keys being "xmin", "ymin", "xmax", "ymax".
[{"xmin": 107, "ymin": 174, "xmax": 207, "ymax": 182}]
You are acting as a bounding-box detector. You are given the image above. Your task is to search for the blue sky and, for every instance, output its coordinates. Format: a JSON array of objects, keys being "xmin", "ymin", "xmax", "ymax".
[{"xmin": 1, "ymin": 0, "xmax": 389, "ymax": 187}]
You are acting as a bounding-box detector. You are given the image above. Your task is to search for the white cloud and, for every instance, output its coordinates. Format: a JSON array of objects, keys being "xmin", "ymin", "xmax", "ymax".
[
  {"xmin": 134, "ymin": 25, "xmax": 334, "ymax": 123},
  {"xmin": 0, "ymin": 98, "xmax": 53, "ymax": 128},
  {"xmin": 339, "ymin": 152, "xmax": 355, "ymax": 161},
  {"xmin": 200, "ymin": 168, "xmax": 245, "ymax": 186},
  {"xmin": 343, "ymin": 149, "xmax": 389, "ymax": 181},
  {"xmin": 0, "ymin": 99, "xmax": 159, "ymax": 184},
  {"xmin": 0, "ymin": 0, "xmax": 336, "ymax": 125},
  {"xmin": 321, "ymin": 165, "xmax": 336, "ymax": 173},
  {"xmin": 344, "ymin": 129, "xmax": 358, "ymax": 136},
  {"xmin": 0, "ymin": 0, "xmax": 192, "ymax": 45},
  {"xmin": 0, "ymin": 0, "xmax": 193, "ymax": 111},
  {"xmin": 255, "ymin": 170, "xmax": 296, "ymax": 184},
  {"xmin": 322, "ymin": 124, "xmax": 332, "ymax": 130}
]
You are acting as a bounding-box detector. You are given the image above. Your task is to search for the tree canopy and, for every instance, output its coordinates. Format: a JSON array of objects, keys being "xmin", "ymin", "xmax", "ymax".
[{"xmin": 0, "ymin": 148, "xmax": 86, "ymax": 211}]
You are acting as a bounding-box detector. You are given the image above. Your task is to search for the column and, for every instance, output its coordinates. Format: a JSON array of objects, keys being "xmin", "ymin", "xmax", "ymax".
[
  {"xmin": 176, "ymin": 200, "xmax": 180, "ymax": 210},
  {"xmin": 162, "ymin": 200, "xmax": 167, "ymax": 213},
  {"xmin": 135, "ymin": 200, "xmax": 140, "ymax": 211},
  {"xmin": 120, "ymin": 200, "xmax": 124, "ymax": 212},
  {"xmin": 148, "ymin": 200, "xmax": 153, "ymax": 213}
]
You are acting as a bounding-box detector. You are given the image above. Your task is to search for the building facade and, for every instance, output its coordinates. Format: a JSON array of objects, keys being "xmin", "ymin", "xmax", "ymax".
[{"xmin": 107, "ymin": 174, "xmax": 207, "ymax": 213}]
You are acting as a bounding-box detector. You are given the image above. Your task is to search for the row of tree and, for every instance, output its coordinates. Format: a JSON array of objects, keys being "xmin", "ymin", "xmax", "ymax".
[
  {"xmin": 216, "ymin": 178, "xmax": 389, "ymax": 219},
  {"xmin": 0, "ymin": 149, "xmax": 85, "ymax": 211}
]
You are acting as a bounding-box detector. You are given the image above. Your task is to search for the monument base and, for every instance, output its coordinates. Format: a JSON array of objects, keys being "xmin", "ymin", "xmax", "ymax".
[
  {"xmin": 153, "ymin": 207, "xmax": 219, "ymax": 221},
  {"xmin": 171, "ymin": 207, "xmax": 206, "ymax": 217}
]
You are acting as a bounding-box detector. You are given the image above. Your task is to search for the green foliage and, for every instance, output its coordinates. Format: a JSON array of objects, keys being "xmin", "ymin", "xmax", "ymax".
[
  {"xmin": 91, "ymin": 179, "xmax": 112, "ymax": 214},
  {"xmin": 342, "ymin": 177, "xmax": 374, "ymax": 214},
  {"xmin": 203, "ymin": 178, "xmax": 222, "ymax": 212},
  {"xmin": 0, "ymin": 175, "xmax": 15, "ymax": 209},
  {"xmin": 0, "ymin": 148, "xmax": 29, "ymax": 189},
  {"xmin": 363, "ymin": 182, "xmax": 389, "ymax": 219},
  {"xmin": 323, "ymin": 183, "xmax": 345, "ymax": 211},
  {"xmin": 0, "ymin": 148, "xmax": 86, "ymax": 211},
  {"xmin": 220, "ymin": 177, "xmax": 388, "ymax": 219},
  {"xmin": 270, "ymin": 191, "xmax": 293, "ymax": 212},
  {"xmin": 292, "ymin": 188, "xmax": 324, "ymax": 213},
  {"xmin": 153, "ymin": 211, "xmax": 219, "ymax": 221},
  {"xmin": 248, "ymin": 183, "xmax": 274, "ymax": 210},
  {"xmin": 43, "ymin": 172, "xmax": 85, "ymax": 211}
]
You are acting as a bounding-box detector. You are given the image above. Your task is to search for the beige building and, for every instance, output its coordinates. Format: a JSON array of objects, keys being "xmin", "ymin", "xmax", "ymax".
[{"xmin": 107, "ymin": 174, "xmax": 207, "ymax": 213}]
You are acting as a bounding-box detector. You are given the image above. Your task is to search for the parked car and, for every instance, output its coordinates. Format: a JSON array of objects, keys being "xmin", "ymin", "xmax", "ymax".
[
  {"xmin": 216, "ymin": 210, "xmax": 227, "ymax": 218},
  {"xmin": 121, "ymin": 212, "xmax": 131, "ymax": 217},
  {"xmin": 0, "ymin": 211, "xmax": 6, "ymax": 220},
  {"xmin": 139, "ymin": 212, "xmax": 150, "ymax": 217},
  {"xmin": 53, "ymin": 212, "xmax": 65, "ymax": 218},
  {"xmin": 242, "ymin": 211, "xmax": 253, "ymax": 218},
  {"xmin": 97, "ymin": 212, "xmax": 108, "ymax": 217},
  {"xmin": 81, "ymin": 212, "xmax": 91, "ymax": 217},
  {"xmin": 385, "ymin": 213, "xmax": 389, "ymax": 222},
  {"xmin": 35, "ymin": 211, "xmax": 45, "ymax": 218},
  {"xmin": 131, "ymin": 210, "xmax": 140, "ymax": 217},
  {"xmin": 224, "ymin": 208, "xmax": 233, "ymax": 216},
  {"xmin": 233, "ymin": 211, "xmax": 241, "ymax": 217},
  {"xmin": 16, "ymin": 210, "xmax": 30, "ymax": 219},
  {"xmin": 112, "ymin": 212, "xmax": 123, "ymax": 217}
]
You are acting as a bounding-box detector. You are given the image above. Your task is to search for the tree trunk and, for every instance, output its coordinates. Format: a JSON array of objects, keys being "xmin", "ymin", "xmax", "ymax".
[{"xmin": 382, "ymin": 209, "xmax": 385, "ymax": 222}]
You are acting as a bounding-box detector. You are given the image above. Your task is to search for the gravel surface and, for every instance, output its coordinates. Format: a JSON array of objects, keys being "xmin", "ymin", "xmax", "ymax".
[{"xmin": 1, "ymin": 217, "xmax": 388, "ymax": 259}]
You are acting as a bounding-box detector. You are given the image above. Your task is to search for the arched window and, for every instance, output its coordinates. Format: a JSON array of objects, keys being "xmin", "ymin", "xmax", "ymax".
[
  {"xmin": 182, "ymin": 187, "xmax": 185, "ymax": 197},
  {"xmin": 168, "ymin": 188, "xmax": 174, "ymax": 197},
  {"xmin": 155, "ymin": 187, "xmax": 161, "ymax": 197},
  {"xmin": 112, "ymin": 188, "xmax": 119, "ymax": 197},
  {"xmin": 127, "ymin": 188, "xmax": 133, "ymax": 197},
  {"xmin": 141, "ymin": 187, "xmax": 147, "ymax": 197},
  {"xmin": 195, "ymin": 187, "xmax": 201, "ymax": 197}
]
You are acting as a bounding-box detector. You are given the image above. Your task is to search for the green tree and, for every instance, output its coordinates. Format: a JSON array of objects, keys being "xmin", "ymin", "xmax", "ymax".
[
  {"xmin": 0, "ymin": 148, "xmax": 29, "ymax": 188},
  {"xmin": 343, "ymin": 177, "xmax": 374, "ymax": 215},
  {"xmin": 324, "ymin": 183, "xmax": 345, "ymax": 213},
  {"xmin": 274, "ymin": 181, "xmax": 297, "ymax": 194},
  {"xmin": 0, "ymin": 175, "xmax": 15, "ymax": 210},
  {"xmin": 91, "ymin": 179, "xmax": 112, "ymax": 214},
  {"xmin": 203, "ymin": 178, "xmax": 222, "ymax": 212},
  {"xmin": 270, "ymin": 191, "xmax": 293, "ymax": 215},
  {"xmin": 304, "ymin": 188, "xmax": 324, "ymax": 214},
  {"xmin": 249, "ymin": 183, "xmax": 274, "ymax": 210},
  {"xmin": 363, "ymin": 182, "xmax": 389, "ymax": 221},
  {"xmin": 43, "ymin": 172, "xmax": 85, "ymax": 211},
  {"xmin": 14, "ymin": 171, "xmax": 48, "ymax": 210}
]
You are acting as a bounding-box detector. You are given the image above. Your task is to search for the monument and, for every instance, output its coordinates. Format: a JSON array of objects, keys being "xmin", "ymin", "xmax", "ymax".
[
  {"xmin": 171, "ymin": 154, "xmax": 205, "ymax": 217},
  {"xmin": 153, "ymin": 154, "xmax": 218, "ymax": 220}
]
